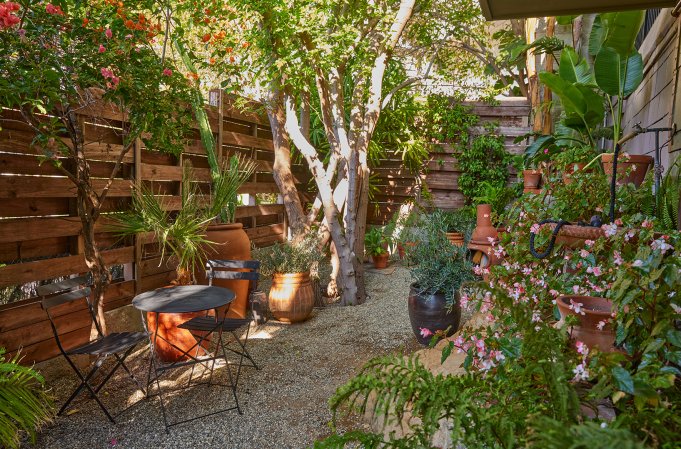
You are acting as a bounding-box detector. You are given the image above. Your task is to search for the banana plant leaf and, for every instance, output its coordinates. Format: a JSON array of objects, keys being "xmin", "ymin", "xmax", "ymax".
[
  {"xmin": 589, "ymin": 11, "xmax": 644, "ymax": 58},
  {"xmin": 539, "ymin": 72, "xmax": 605, "ymax": 130},
  {"xmin": 559, "ymin": 47, "xmax": 594, "ymax": 85},
  {"xmin": 594, "ymin": 48, "xmax": 643, "ymax": 97}
]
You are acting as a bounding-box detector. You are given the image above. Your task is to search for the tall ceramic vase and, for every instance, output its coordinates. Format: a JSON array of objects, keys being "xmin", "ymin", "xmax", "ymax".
[{"xmin": 202, "ymin": 223, "xmax": 251, "ymax": 318}]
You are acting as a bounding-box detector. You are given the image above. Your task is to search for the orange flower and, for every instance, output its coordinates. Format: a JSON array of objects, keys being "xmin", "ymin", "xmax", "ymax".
[
  {"xmin": 209, "ymin": 58, "xmax": 216, "ymax": 64},
  {"xmin": 124, "ymin": 19, "xmax": 134, "ymax": 28},
  {"xmin": 82, "ymin": 18, "xmax": 89, "ymax": 26},
  {"xmin": 202, "ymin": 34, "xmax": 211, "ymax": 42},
  {"xmin": 229, "ymin": 55, "xmax": 235, "ymax": 63}
]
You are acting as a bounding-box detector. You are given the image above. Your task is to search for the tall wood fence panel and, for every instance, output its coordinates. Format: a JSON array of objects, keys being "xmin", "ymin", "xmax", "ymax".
[
  {"xmin": 368, "ymin": 98, "xmax": 530, "ymax": 225},
  {"xmin": 0, "ymin": 93, "xmax": 310, "ymax": 364}
]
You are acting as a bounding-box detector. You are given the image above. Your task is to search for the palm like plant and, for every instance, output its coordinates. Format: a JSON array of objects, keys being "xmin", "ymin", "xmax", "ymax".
[
  {"xmin": 112, "ymin": 156, "xmax": 256, "ymax": 285},
  {"xmin": 0, "ymin": 349, "xmax": 53, "ymax": 449}
]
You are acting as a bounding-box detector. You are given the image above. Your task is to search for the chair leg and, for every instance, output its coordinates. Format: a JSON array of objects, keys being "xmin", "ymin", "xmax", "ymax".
[
  {"xmin": 96, "ymin": 347, "xmax": 145, "ymax": 396},
  {"xmin": 61, "ymin": 355, "xmax": 116, "ymax": 423},
  {"xmin": 218, "ymin": 330, "xmax": 241, "ymax": 415},
  {"xmin": 58, "ymin": 355, "xmax": 105, "ymax": 416}
]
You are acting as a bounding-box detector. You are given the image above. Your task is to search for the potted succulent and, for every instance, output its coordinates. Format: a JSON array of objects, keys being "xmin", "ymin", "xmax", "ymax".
[
  {"xmin": 253, "ymin": 233, "xmax": 321, "ymax": 323},
  {"xmin": 402, "ymin": 212, "xmax": 475, "ymax": 345},
  {"xmin": 111, "ymin": 158, "xmax": 255, "ymax": 361},
  {"xmin": 365, "ymin": 227, "xmax": 391, "ymax": 269}
]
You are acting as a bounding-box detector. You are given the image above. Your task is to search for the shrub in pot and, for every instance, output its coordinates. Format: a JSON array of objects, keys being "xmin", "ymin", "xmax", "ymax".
[
  {"xmin": 439, "ymin": 208, "xmax": 475, "ymax": 248},
  {"xmin": 111, "ymin": 158, "xmax": 255, "ymax": 362},
  {"xmin": 365, "ymin": 227, "xmax": 390, "ymax": 268},
  {"xmin": 253, "ymin": 233, "xmax": 321, "ymax": 323},
  {"xmin": 402, "ymin": 212, "xmax": 475, "ymax": 345}
]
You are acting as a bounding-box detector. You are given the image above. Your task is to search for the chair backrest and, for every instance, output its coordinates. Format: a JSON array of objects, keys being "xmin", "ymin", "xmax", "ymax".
[
  {"xmin": 40, "ymin": 287, "xmax": 99, "ymax": 354},
  {"xmin": 205, "ymin": 259, "xmax": 260, "ymax": 294}
]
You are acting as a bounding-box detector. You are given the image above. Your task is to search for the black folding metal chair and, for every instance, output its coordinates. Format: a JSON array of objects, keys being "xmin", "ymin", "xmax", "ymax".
[
  {"xmin": 40, "ymin": 285, "xmax": 148, "ymax": 423},
  {"xmin": 179, "ymin": 260, "xmax": 261, "ymax": 401}
]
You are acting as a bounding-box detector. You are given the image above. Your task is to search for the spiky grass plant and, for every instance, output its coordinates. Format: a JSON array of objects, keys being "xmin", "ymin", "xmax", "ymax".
[
  {"xmin": 0, "ymin": 349, "xmax": 53, "ymax": 449},
  {"xmin": 112, "ymin": 156, "xmax": 256, "ymax": 284}
]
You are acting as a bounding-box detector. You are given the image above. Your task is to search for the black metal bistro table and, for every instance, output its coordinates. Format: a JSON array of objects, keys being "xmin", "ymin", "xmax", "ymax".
[{"xmin": 132, "ymin": 285, "xmax": 238, "ymax": 431}]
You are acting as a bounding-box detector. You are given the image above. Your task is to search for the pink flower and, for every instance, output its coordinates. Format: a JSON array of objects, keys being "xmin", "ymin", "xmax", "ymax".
[
  {"xmin": 573, "ymin": 363, "xmax": 589, "ymax": 381},
  {"xmin": 45, "ymin": 3, "xmax": 63, "ymax": 15},
  {"xmin": 100, "ymin": 67, "xmax": 113, "ymax": 78},
  {"xmin": 601, "ymin": 223, "xmax": 618, "ymax": 237},
  {"xmin": 162, "ymin": 68, "xmax": 173, "ymax": 76},
  {"xmin": 613, "ymin": 251, "xmax": 623, "ymax": 266},
  {"xmin": 569, "ymin": 299, "xmax": 585, "ymax": 315},
  {"xmin": 419, "ymin": 328, "xmax": 433, "ymax": 338},
  {"xmin": 543, "ymin": 148, "xmax": 549, "ymax": 154},
  {"xmin": 99, "ymin": 44, "xmax": 106, "ymax": 53},
  {"xmin": 584, "ymin": 240, "xmax": 595, "ymax": 247},
  {"xmin": 572, "ymin": 285, "xmax": 580, "ymax": 294},
  {"xmin": 596, "ymin": 320, "xmax": 607, "ymax": 331},
  {"xmin": 642, "ymin": 219, "xmax": 653, "ymax": 229},
  {"xmin": 614, "ymin": 218, "xmax": 623, "ymax": 226},
  {"xmin": 632, "ymin": 259, "xmax": 643, "ymax": 268},
  {"xmin": 575, "ymin": 340, "xmax": 589, "ymax": 355},
  {"xmin": 587, "ymin": 266, "xmax": 602, "ymax": 276},
  {"xmin": 105, "ymin": 28, "xmax": 112, "ymax": 39},
  {"xmin": 580, "ymin": 249, "xmax": 590, "ymax": 258},
  {"xmin": 530, "ymin": 223, "xmax": 540, "ymax": 234}
]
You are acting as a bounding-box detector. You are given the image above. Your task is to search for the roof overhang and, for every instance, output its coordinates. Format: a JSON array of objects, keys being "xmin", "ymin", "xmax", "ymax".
[{"xmin": 478, "ymin": 0, "xmax": 678, "ymax": 20}]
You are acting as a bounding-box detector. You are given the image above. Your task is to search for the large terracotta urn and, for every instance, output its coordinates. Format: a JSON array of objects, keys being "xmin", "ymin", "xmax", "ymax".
[
  {"xmin": 147, "ymin": 309, "xmax": 212, "ymax": 363},
  {"xmin": 203, "ymin": 223, "xmax": 251, "ymax": 318},
  {"xmin": 268, "ymin": 272, "xmax": 315, "ymax": 323},
  {"xmin": 602, "ymin": 153, "xmax": 653, "ymax": 187},
  {"xmin": 408, "ymin": 284, "xmax": 461, "ymax": 345}
]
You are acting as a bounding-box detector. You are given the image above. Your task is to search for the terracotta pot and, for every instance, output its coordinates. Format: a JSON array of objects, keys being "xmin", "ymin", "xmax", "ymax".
[
  {"xmin": 202, "ymin": 223, "xmax": 251, "ymax": 319},
  {"xmin": 445, "ymin": 231, "xmax": 465, "ymax": 247},
  {"xmin": 397, "ymin": 243, "xmax": 406, "ymax": 260},
  {"xmin": 147, "ymin": 305, "xmax": 213, "ymax": 363},
  {"xmin": 562, "ymin": 162, "xmax": 589, "ymax": 185},
  {"xmin": 523, "ymin": 169, "xmax": 542, "ymax": 190},
  {"xmin": 602, "ymin": 153, "xmax": 653, "ymax": 187},
  {"xmin": 556, "ymin": 295, "xmax": 616, "ymax": 351},
  {"xmin": 543, "ymin": 223, "xmax": 606, "ymax": 250},
  {"xmin": 268, "ymin": 272, "xmax": 315, "ymax": 323},
  {"xmin": 408, "ymin": 284, "xmax": 461, "ymax": 345},
  {"xmin": 371, "ymin": 253, "xmax": 389, "ymax": 269}
]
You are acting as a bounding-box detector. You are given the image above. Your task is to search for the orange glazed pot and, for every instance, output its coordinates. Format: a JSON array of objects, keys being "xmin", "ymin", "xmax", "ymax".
[
  {"xmin": 602, "ymin": 153, "xmax": 653, "ymax": 187},
  {"xmin": 147, "ymin": 309, "xmax": 212, "ymax": 363},
  {"xmin": 202, "ymin": 223, "xmax": 251, "ymax": 319},
  {"xmin": 268, "ymin": 272, "xmax": 315, "ymax": 323}
]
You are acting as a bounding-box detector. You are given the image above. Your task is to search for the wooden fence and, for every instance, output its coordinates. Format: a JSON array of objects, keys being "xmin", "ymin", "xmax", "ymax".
[
  {"xmin": 0, "ymin": 92, "xmax": 310, "ymax": 364},
  {"xmin": 368, "ymin": 97, "xmax": 531, "ymax": 225}
]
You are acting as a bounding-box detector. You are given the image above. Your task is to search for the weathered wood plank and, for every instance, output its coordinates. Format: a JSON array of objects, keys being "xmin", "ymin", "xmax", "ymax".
[
  {"xmin": 0, "ymin": 246, "xmax": 134, "ymax": 287},
  {"xmin": 0, "ymin": 177, "xmax": 132, "ymax": 198}
]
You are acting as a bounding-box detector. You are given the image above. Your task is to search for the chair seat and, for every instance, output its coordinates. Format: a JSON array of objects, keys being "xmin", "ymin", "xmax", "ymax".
[
  {"xmin": 179, "ymin": 316, "xmax": 251, "ymax": 333},
  {"xmin": 67, "ymin": 332, "xmax": 148, "ymax": 355}
]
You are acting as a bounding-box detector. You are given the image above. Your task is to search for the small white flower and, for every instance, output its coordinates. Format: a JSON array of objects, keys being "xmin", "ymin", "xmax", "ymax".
[
  {"xmin": 569, "ymin": 300, "xmax": 585, "ymax": 315},
  {"xmin": 596, "ymin": 320, "xmax": 607, "ymax": 330},
  {"xmin": 573, "ymin": 363, "xmax": 589, "ymax": 381},
  {"xmin": 632, "ymin": 259, "xmax": 643, "ymax": 268},
  {"xmin": 600, "ymin": 422, "xmax": 608, "ymax": 429},
  {"xmin": 602, "ymin": 223, "xmax": 618, "ymax": 237}
]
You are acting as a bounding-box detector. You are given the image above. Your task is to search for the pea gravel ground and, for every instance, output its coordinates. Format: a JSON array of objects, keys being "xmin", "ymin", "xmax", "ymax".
[{"xmin": 33, "ymin": 264, "xmax": 420, "ymax": 449}]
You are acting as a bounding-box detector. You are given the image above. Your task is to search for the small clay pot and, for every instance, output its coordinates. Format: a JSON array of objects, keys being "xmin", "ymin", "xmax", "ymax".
[
  {"xmin": 397, "ymin": 243, "xmax": 406, "ymax": 260},
  {"xmin": 523, "ymin": 169, "xmax": 542, "ymax": 190},
  {"xmin": 407, "ymin": 284, "xmax": 461, "ymax": 345},
  {"xmin": 445, "ymin": 231, "xmax": 465, "ymax": 247},
  {"xmin": 562, "ymin": 162, "xmax": 589, "ymax": 185},
  {"xmin": 556, "ymin": 295, "xmax": 616, "ymax": 351},
  {"xmin": 371, "ymin": 253, "xmax": 390, "ymax": 269},
  {"xmin": 602, "ymin": 153, "xmax": 653, "ymax": 187}
]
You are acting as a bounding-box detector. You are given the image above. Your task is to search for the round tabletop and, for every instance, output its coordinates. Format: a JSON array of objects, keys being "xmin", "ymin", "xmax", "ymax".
[{"xmin": 132, "ymin": 285, "xmax": 236, "ymax": 313}]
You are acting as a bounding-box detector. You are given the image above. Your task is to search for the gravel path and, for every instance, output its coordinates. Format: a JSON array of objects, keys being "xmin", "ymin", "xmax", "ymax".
[{"xmin": 33, "ymin": 264, "xmax": 419, "ymax": 449}]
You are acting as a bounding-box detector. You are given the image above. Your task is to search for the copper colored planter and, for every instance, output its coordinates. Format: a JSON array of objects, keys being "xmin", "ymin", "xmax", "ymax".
[
  {"xmin": 556, "ymin": 295, "xmax": 616, "ymax": 351},
  {"xmin": 602, "ymin": 153, "xmax": 653, "ymax": 187},
  {"xmin": 147, "ymin": 309, "xmax": 212, "ymax": 363},
  {"xmin": 269, "ymin": 271, "xmax": 315, "ymax": 323},
  {"xmin": 203, "ymin": 223, "xmax": 251, "ymax": 319}
]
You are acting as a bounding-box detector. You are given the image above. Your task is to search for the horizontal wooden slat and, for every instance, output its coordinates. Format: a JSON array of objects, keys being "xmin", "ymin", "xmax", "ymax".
[
  {"xmin": 235, "ymin": 204, "xmax": 284, "ymax": 218},
  {"xmin": 0, "ymin": 177, "xmax": 132, "ymax": 198},
  {"xmin": 0, "ymin": 246, "xmax": 134, "ymax": 287},
  {"xmin": 245, "ymin": 223, "xmax": 284, "ymax": 240}
]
